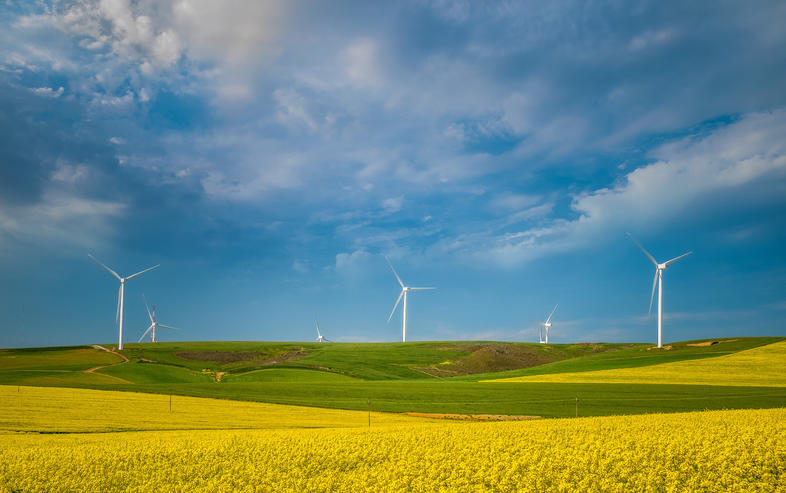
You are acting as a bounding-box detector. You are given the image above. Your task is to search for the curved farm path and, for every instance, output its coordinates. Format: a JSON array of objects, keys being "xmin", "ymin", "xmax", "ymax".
[{"xmin": 83, "ymin": 345, "xmax": 131, "ymax": 382}]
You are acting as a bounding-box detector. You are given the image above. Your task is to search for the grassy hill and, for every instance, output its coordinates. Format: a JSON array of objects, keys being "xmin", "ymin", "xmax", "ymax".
[
  {"xmin": 458, "ymin": 337, "xmax": 783, "ymax": 381},
  {"xmin": 1, "ymin": 337, "xmax": 784, "ymax": 418},
  {"xmin": 489, "ymin": 339, "xmax": 786, "ymax": 387},
  {"xmin": 0, "ymin": 340, "xmax": 638, "ymax": 385}
]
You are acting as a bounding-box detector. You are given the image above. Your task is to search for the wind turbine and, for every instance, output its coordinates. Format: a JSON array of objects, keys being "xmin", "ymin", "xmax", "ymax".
[
  {"xmin": 537, "ymin": 304, "xmax": 558, "ymax": 344},
  {"xmin": 315, "ymin": 318, "xmax": 331, "ymax": 342},
  {"xmin": 385, "ymin": 256, "xmax": 435, "ymax": 342},
  {"xmin": 627, "ymin": 233, "xmax": 692, "ymax": 348},
  {"xmin": 138, "ymin": 295, "xmax": 180, "ymax": 343},
  {"xmin": 88, "ymin": 254, "xmax": 159, "ymax": 350}
]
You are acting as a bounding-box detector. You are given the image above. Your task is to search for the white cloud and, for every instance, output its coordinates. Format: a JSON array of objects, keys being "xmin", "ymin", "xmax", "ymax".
[
  {"xmin": 488, "ymin": 193, "xmax": 539, "ymax": 211},
  {"xmin": 172, "ymin": 0, "xmax": 278, "ymax": 67},
  {"xmin": 273, "ymin": 88, "xmax": 318, "ymax": 132},
  {"xmin": 51, "ymin": 162, "xmax": 89, "ymax": 184},
  {"xmin": 292, "ymin": 260, "xmax": 309, "ymax": 273},
  {"xmin": 31, "ymin": 86, "xmax": 64, "ymax": 98},
  {"xmin": 629, "ymin": 28, "xmax": 677, "ymax": 52},
  {"xmin": 335, "ymin": 249, "xmax": 374, "ymax": 277},
  {"xmin": 484, "ymin": 109, "xmax": 786, "ymax": 265},
  {"xmin": 0, "ymin": 190, "xmax": 125, "ymax": 252},
  {"xmin": 381, "ymin": 196, "xmax": 404, "ymax": 213},
  {"xmin": 29, "ymin": 0, "xmax": 279, "ymax": 104},
  {"xmin": 343, "ymin": 38, "xmax": 381, "ymax": 88},
  {"xmin": 505, "ymin": 203, "xmax": 554, "ymax": 224}
]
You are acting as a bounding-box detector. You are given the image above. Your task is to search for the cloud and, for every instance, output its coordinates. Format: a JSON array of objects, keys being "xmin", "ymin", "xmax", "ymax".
[
  {"xmin": 273, "ymin": 88, "xmax": 319, "ymax": 132},
  {"xmin": 381, "ymin": 196, "xmax": 404, "ymax": 213},
  {"xmin": 483, "ymin": 109, "xmax": 786, "ymax": 265},
  {"xmin": 489, "ymin": 193, "xmax": 539, "ymax": 212},
  {"xmin": 31, "ymin": 86, "xmax": 64, "ymax": 98},
  {"xmin": 628, "ymin": 28, "xmax": 677, "ymax": 52},
  {"xmin": 292, "ymin": 259, "xmax": 309, "ymax": 273},
  {"xmin": 334, "ymin": 249, "xmax": 374, "ymax": 277},
  {"xmin": 343, "ymin": 38, "xmax": 381, "ymax": 88},
  {"xmin": 172, "ymin": 0, "xmax": 278, "ymax": 67},
  {"xmin": 0, "ymin": 189, "xmax": 125, "ymax": 253},
  {"xmin": 51, "ymin": 162, "xmax": 90, "ymax": 184}
]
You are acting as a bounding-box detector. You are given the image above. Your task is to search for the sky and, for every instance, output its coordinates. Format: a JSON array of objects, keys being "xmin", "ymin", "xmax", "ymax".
[{"xmin": 1, "ymin": 0, "xmax": 785, "ymax": 348}]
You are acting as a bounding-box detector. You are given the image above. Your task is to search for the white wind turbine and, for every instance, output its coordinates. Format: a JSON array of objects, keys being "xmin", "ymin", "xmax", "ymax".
[
  {"xmin": 315, "ymin": 318, "xmax": 331, "ymax": 342},
  {"xmin": 385, "ymin": 256, "xmax": 435, "ymax": 342},
  {"xmin": 537, "ymin": 304, "xmax": 558, "ymax": 344},
  {"xmin": 89, "ymin": 254, "xmax": 159, "ymax": 350},
  {"xmin": 138, "ymin": 295, "xmax": 180, "ymax": 343},
  {"xmin": 627, "ymin": 233, "xmax": 692, "ymax": 348}
]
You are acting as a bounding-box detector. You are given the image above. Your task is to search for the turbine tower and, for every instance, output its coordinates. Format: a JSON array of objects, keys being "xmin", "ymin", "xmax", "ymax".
[
  {"xmin": 537, "ymin": 304, "xmax": 558, "ymax": 344},
  {"xmin": 138, "ymin": 295, "xmax": 180, "ymax": 343},
  {"xmin": 89, "ymin": 254, "xmax": 159, "ymax": 350},
  {"xmin": 385, "ymin": 256, "xmax": 435, "ymax": 342},
  {"xmin": 627, "ymin": 233, "xmax": 692, "ymax": 348}
]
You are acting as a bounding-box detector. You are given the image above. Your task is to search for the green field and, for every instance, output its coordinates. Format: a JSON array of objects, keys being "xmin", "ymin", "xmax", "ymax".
[{"xmin": 1, "ymin": 337, "xmax": 784, "ymax": 418}]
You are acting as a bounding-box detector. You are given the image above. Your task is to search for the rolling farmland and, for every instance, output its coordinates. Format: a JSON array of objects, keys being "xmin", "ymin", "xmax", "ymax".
[{"xmin": 1, "ymin": 338, "xmax": 785, "ymax": 491}]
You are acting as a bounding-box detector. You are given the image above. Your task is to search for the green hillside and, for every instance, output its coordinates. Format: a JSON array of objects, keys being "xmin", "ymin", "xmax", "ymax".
[
  {"xmin": 457, "ymin": 337, "xmax": 783, "ymax": 381},
  {"xmin": 0, "ymin": 340, "xmax": 638, "ymax": 385},
  {"xmin": 1, "ymin": 337, "xmax": 783, "ymax": 418}
]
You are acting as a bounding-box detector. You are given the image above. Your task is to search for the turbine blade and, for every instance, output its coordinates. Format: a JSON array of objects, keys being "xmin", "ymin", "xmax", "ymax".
[
  {"xmin": 157, "ymin": 324, "xmax": 180, "ymax": 330},
  {"xmin": 315, "ymin": 318, "xmax": 322, "ymax": 338},
  {"xmin": 88, "ymin": 254, "xmax": 122, "ymax": 280},
  {"xmin": 387, "ymin": 290, "xmax": 404, "ymax": 323},
  {"xmin": 546, "ymin": 304, "xmax": 558, "ymax": 324},
  {"xmin": 626, "ymin": 233, "xmax": 658, "ymax": 266},
  {"xmin": 408, "ymin": 287, "xmax": 436, "ymax": 291},
  {"xmin": 142, "ymin": 294, "xmax": 153, "ymax": 323},
  {"xmin": 125, "ymin": 264, "xmax": 160, "ymax": 281},
  {"xmin": 138, "ymin": 325, "xmax": 153, "ymax": 343},
  {"xmin": 649, "ymin": 269, "xmax": 658, "ymax": 315},
  {"xmin": 664, "ymin": 251, "xmax": 693, "ymax": 266},
  {"xmin": 385, "ymin": 256, "xmax": 405, "ymax": 288}
]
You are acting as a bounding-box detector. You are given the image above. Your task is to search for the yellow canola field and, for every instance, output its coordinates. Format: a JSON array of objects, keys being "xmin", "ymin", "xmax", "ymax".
[
  {"xmin": 0, "ymin": 385, "xmax": 426, "ymax": 433},
  {"xmin": 488, "ymin": 340, "xmax": 786, "ymax": 386},
  {"xmin": 1, "ymin": 407, "xmax": 784, "ymax": 492}
]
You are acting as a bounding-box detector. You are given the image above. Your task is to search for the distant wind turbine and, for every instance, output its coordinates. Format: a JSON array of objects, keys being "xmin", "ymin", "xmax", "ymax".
[
  {"xmin": 138, "ymin": 295, "xmax": 180, "ymax": 343},
  {"xmin": 385, "ymin": 256, "xmax": 435, "ymax": 342},
  {"xmin": 315, "ymin": 318, "xmax": 331, "ymax": 342},
  {"xmin": 627, "ymin": 233, "xmax": 692, "ymax": 348},
  {"xmin": 89, "ymin": 254, "xmax": 159, "ymax": 350},
  {"xmin": 537, "ymin": 304, "xmax": 558, "ymax": 344}
]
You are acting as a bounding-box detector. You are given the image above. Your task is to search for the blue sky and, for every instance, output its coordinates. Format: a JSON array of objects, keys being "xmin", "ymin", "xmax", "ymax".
[{"xmin": 1, "ymin": 1, "xmax": 785, "ymax": 348}]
